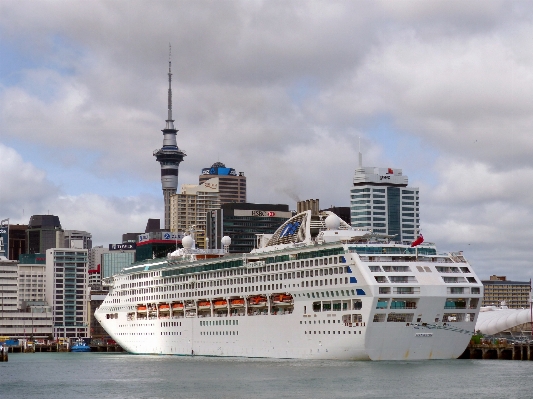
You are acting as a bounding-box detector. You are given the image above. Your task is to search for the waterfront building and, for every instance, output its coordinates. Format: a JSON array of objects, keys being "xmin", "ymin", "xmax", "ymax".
[
  {"xmin": 482, "ymin": 275, "xmax": 531, "ymax": 309},
  {"xmin": 170, "ymin": 177, "xmax": 221, "ymax": 249},
  {"xmin": 153, "ymin": 52, "xmax": 186, "ymax": 230},
  {"xmin": 199, "ymin": 162, "xmax": 246, "ymax": 204},
  {"xmin": 350, "ymin": 153, "xmax": 419, "ymax": 243},
  {"xmin": 17, "ymin": 262, "xmax": 46, "ymax": 308},
  {"xmin": 0, "ymin": 257, "xmax": 18, "ymax": 314},
  {"xmin": 26, "ymin": 215, "xmax": 64, "ymax": 254},
  {"xmin": 45, "ymin": 248, "xmax": 88, "ymax": 339},
  {"xmin": 88, "ymin": 288, "xmax": 108, "ymax": 339},
  {"xmin": 0, "ymin": 256, "xmax": 52, "ymax": 339},
  {"xmin": 206, "ymin": 203, "xmax": 291, "ymax": 253},
  {"xmin": 64, "ymin": 230, "xmax": 92, "ymax": 249}
]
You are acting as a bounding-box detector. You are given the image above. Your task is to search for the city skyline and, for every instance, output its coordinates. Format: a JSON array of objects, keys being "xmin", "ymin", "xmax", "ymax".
[{"xmin": 0, "ymin": 1, "xmax": 532, "ymax": 280}]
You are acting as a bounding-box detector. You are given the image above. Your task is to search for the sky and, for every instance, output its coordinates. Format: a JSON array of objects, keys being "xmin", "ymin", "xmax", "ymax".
[{"xmin": 0, "ymin": 0, "xmax": 532, "ymax": 280}]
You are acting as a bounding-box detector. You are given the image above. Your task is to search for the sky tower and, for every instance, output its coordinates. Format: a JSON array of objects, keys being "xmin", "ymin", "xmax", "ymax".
[{"xmin": 154, "ymin": 46, "xmax": 186, "ymax": 230}]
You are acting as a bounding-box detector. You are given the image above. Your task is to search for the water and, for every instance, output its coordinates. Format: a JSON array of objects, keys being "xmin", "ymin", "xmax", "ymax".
[{"xmin": 2, "ymin": 353, "xmax": 533, "ymax": 399}]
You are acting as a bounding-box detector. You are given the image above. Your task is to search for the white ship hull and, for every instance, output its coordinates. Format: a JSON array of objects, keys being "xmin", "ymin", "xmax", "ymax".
[{"xmin": 99, "ymin": 306, "xmax": 474, "ymax": 360}]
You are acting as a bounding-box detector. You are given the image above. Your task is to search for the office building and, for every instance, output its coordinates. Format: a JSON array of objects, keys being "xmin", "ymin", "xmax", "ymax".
[
  {"xmin": 153, "ymin": 54, "xmax": 186, "ymax": 230},
  {"xmin": 8, "ymin": 224, "xmax": 27, "ymax": 261},
  {"xmin": 102, "ymin": 251, "xmax": 135, "ymax": 279},
  {"xmin": 0, "ymin": 256, "xmax": 52, "ymax": 339},
  {"xmin": 350, "ymin": 153, "xmax": 419, "ymax": 243},
  {"xmin": 207, "ymin": 203, "xmax": 292, "ymax": 253},
  {"xmin": 199, "ymin": 162, "xmax": 246, "ymax": 204},
  {"xmin": 482, "ymin": 275, "xmax": 531, "ymax": 309},
  {"xmin": 18, "ymin": 262, "xmax": 46, "ymax": 308},
  {"xmin": 170, "ymin": 177, "xmax": 221, "ymax": 249},
  {"xmin": 26, "ymin": 215, "xmax": 64, "ymax": 254},
  {"xmin": 64, "ymin": 230, "xmax": 92, "ymax": 249},
  {"xmin": 45, "ymin": 248, "xmax": 88, "ymax": 339}
]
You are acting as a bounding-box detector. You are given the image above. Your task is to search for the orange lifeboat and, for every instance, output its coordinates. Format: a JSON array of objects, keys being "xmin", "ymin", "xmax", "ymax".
[
  {"xmin": 137, "ymin": 305, "xmax": 147, "ymax": 312},
  {"xmin": 198, "ymin": 301, "xmax": 211, "ymax": 309},
  {"xmin": 159, "ymin": 304, "xmax": 170, "ymax": 311},
  {"xmin": 230, "ymin": 298, "xmax": 245, "ymax": 307},
  {"xmin": 272, "ymin": 293, "xmax": 293, "ymax": 305},
  {"xmin": 214, "ymin": 299, "xmax": 228, "ymax": 309},
  {"xmin": 172, "ymin": 303, "xmax": 184, "ymax": 310},
  {"xmin": 249, "ymin": 296, "xmax": 267, "ymax": 307}
]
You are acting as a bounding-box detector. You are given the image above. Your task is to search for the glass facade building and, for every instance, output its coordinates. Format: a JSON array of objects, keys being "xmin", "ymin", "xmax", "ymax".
[
  {"xmin": 102, "ymin": 252, "xmax": 135, "ymax": 279},
  {"xmin": 350, "ymin": 154, "xmax": 419, "ymax": 243}
]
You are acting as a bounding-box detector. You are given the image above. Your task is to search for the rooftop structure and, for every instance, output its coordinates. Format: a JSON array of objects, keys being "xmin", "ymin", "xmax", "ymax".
[
  {"xmin": 199, "ymin": 162, "xmax": 246, "ymax": 204},
  {"xmin": 26, "ymin": 215, "xmax": 64, "ymax": 254}
]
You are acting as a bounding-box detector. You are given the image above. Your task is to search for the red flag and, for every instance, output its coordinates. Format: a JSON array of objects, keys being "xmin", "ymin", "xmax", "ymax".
[
  {"xmin": 411, "ymin": 234, "xmax": 424, "ymax": 247},
  {"xmin": 387, "ymin": 168, "xmax": 393, "ymax": 174}
]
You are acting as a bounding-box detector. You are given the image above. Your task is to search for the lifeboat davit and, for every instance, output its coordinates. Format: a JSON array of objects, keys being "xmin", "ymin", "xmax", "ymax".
[
  {"xmin": 249, "ymin": 296, "xmax": 267, "ymax": 307},
  {"xmin": 198, "ymin": 301, "xmax": 211, "ymax": 310},
  {"xmin": 230, "ymin": 298, "xmax": 245, "ymax": 307},
  {"xmin": 214, "ymin": 300, "xmax": 228, "ymax": 309}
]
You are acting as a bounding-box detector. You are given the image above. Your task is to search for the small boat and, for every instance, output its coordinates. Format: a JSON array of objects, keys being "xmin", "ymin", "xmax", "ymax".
[
  {"xmin": 172, "ymin": 303, "xmax": 184, "ymax": 309},
  {"xmin": 159, "ymin": 304, "xmax": 170, "ymax": 311},
  {"xmin": 198, "ymin": 301, "xmax": 211, "ymax": 310},
  {"xmin": 71, "ymin": 339, "xmax": 91, "ymax": 353},
  {"xmin": 137, "ymin": 305, "xmax": 147, "ymax": 312},
  {"xmin": 214, "ymin": 300, "xmax": 228, "ymax": 309},
  {"xmin": 230, "ymin": 298, "xmax": 245, "ymax": 307}
]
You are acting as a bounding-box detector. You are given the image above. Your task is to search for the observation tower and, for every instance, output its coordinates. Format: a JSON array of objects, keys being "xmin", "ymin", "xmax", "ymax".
[{"xmin": 154, "ymin": 47, "xmax": 186, "ymax": 230}]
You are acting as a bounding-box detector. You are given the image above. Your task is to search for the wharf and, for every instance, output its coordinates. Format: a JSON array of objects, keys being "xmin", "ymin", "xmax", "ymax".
[
  {"xmin": 460, "ymin": 339, "xmax": 533, "ymax": 360},
  {"xmin": 2, "ymin": 343, "xmax": 123, "ymax": 353}
]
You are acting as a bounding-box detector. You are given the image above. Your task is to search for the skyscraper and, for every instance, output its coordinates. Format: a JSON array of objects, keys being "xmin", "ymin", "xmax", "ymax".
[
  {"xmin": 350, "ymin": 153, "xmax": 419, "ymax": 243},
  {"xmin": 154, "ymin": 48, "xmax": 186, "ymax": 230},
  {"xmin": 199, "ymin": 162, "xmax": 246, "ymax": 204},
  {"xmin": 170, "ymin": 177, "xmax": 221, "ymax": 249},
  {"xmin": 26, "ymin": 215, "xmax": 64, "ymax": 254}
]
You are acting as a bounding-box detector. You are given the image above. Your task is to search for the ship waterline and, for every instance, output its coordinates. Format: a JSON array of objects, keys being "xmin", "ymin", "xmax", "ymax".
[{"xmin": 95, "ymin": 211, "xmax": 482, "ymax": 360}]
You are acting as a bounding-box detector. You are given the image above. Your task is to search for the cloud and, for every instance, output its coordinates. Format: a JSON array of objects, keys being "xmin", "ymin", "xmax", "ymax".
[
  {"xmin": 0, "ymin": 143, "xmax": 58, "ymax": 219},
  {"xmin": 0, "ymin": 1, "xmax": 532, "ymax": 280}
]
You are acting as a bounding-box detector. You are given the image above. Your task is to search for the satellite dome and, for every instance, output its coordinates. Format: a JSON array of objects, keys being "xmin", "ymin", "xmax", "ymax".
[
  {"xmin": 182, "ymin": 235, "xmax": 194, "ymax": 249},
  {"xmin": 211, "ymin": 162, "xmax": 226, "ymax": 168},
  {"xmin": 325, "ymin": 214, "xmax": 341, "ymax": 230},
  {"xmin": 221, "ymin": 236, "xmax": 231, "ymax": 246}
]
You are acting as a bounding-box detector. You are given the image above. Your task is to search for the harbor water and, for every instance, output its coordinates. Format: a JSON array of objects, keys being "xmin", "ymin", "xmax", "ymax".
[{"xmin": 1, "ymin": 352, "xmax": 533, "ymax": 398}]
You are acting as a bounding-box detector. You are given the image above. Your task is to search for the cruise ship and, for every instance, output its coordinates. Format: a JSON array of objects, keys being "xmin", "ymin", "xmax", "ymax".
[{"xmin": 95, "ymin": 211, "xmax": 483, "ymax": 360}]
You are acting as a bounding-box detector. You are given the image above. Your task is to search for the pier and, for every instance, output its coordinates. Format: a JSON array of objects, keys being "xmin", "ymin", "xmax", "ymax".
[{"xmin": 460, "ymin": 339, "xmax": 533, "ymax": 360}]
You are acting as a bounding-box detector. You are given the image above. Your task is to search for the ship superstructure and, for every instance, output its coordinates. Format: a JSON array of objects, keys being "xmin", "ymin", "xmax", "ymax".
[{"xmin": 95, "ymin": 211, "xmax": 482, "ymax": 360}]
